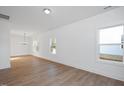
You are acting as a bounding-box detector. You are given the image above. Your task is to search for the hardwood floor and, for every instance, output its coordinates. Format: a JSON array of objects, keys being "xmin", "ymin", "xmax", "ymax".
[{"xmin": 0, "ymin": 55, "xmax": 124, "ymax": 86}]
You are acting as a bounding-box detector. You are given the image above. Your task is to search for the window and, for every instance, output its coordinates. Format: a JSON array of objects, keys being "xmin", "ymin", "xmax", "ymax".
[
  {"xmin": 33, "ymin": 40, "xmax": 39, "ymax": 52},
  {"xmin": 50, "ymin": 38, "xmax": 56, "ymax": 54},
  {"xmin": 98, "ymin": 25, "xmax": 124, "ymax": 62}
]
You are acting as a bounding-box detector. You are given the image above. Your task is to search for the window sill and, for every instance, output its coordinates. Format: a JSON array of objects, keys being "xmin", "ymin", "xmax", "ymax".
[{"xmin": 97, "ymin": 58, "xmax": 124, "ymax": 67}]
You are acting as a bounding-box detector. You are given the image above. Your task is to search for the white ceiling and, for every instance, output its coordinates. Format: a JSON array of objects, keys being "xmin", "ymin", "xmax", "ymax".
[{"xmin": 0, "ymin": 6, "xmax": 118, "ymax": 35}]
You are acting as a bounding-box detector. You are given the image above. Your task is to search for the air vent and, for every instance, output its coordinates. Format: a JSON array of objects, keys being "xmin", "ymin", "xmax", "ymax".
[
  {"xmin": 0, "ymin": 13, "xmax": 10, "ymax": 20},
  {"xmin": 104, "ymin": 6, "xmax": 112, "ymax": 10}
]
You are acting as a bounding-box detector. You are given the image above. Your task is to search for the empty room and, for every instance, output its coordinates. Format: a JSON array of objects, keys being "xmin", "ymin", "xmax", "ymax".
[{"xmin": 0, "ymin": 6, "xmax": 124, "ymax": 86}]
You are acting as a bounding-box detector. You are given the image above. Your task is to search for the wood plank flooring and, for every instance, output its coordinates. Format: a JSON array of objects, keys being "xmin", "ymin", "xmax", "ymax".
[{"xmin": 0, "ymin": 55, "xmax": 124, "ymax": 86}]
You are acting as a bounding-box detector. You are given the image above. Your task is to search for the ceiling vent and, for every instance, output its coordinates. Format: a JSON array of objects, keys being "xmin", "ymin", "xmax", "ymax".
[{"xmin": 0, "ymin": 13, "xmax": 10, "ymax": 20}]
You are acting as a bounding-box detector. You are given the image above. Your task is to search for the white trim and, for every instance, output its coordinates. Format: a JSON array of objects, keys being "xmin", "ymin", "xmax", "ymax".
[{"xmin": 97, "ymin": 58, "xmax": 124, "ymax": 67}]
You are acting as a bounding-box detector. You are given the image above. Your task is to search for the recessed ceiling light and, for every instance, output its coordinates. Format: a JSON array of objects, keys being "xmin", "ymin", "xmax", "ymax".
[{"xmin": 43, "ymin": 8, "xmax": 51, "ymax": 14}]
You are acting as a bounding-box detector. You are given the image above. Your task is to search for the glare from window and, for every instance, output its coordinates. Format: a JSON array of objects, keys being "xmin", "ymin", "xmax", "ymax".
[
  {"xmin": 99, "ymin": 26, "xmax": 123, "ymax": 44},
  {"xmin": 50, "ymin": 38, "xmax": 56, "ymax": 54}
]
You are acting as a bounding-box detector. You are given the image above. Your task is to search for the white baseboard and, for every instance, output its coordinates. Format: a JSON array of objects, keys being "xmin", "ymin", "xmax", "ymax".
[{"xmin": 0, "ymin": 65, "xmax": 10, "ymax": 70}]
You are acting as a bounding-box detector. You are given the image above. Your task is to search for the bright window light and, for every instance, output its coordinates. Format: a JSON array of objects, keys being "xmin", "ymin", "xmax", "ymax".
[
  {"xmin": 50, "ymin": 38, "xmax": 56, "ymax": 54},
  {"xmin": 99, "ymin": 26, "xmax": 123, "ymax": 44}
]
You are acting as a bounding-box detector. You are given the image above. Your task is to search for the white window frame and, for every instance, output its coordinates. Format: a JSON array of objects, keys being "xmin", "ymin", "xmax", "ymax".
[{"xmin": 97, "ymin": 24, "xmax": 124, "ymax": 65}]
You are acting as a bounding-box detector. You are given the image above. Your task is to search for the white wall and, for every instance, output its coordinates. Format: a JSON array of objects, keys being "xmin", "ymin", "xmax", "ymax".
[
  {"xmin": 0, "ymin": 19, "xmax": 10, "ymax": 69},
  {"xmin": 11, "ymin": 33, "xmax": 32, "ymax": 56},
  {"xmin": 32, "ymin": 7, "xmax": 124, "ymax": 81}
]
